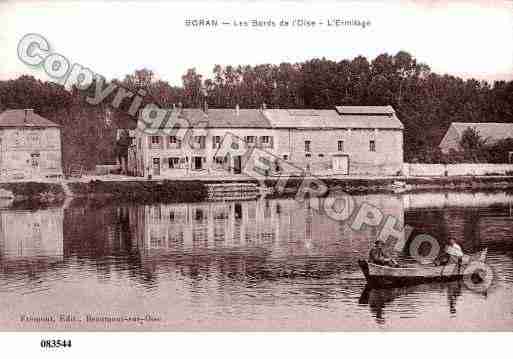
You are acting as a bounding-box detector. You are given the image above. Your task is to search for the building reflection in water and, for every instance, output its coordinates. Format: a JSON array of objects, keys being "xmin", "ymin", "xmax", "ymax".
[
  {"xmin": 0, "ymin": 207, "xmax": 63, "ymax": 260},
  {"xmin": 127, "ymin": 194, "xmax": 405, "ymax": 268},
  {"xmin": 0, "ymin": 207, "xmax": 64, "ymax": 289}
]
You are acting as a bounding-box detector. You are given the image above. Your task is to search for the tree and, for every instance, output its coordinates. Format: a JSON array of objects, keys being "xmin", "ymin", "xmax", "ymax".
[
  {"xmin": 486, "ymin": 138, "xmax": 513, "ymax": 163},
  {"xmin": 115, "ymin": 129, "xmax": 131, "ymax": 174},
  {"xmin": 182, "ymin": 68, "xmax": 203, "ymax": 108},
  {"xmin": 3, "ymin": 51, "xmax": 513, "ymax": 169},
  {"xmin": 459, "ymin": 127, "xmax": 488, "ymax": 162}
]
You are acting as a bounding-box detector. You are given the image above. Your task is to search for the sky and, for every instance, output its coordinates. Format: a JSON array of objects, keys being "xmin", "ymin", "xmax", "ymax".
[{"xmin": 1, "ymin": 0, "xmax": 513, "ymax": 86}]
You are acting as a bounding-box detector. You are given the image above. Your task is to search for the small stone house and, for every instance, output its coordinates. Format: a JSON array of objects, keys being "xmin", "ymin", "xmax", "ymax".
[{"xmin": 0, "ymin": 109, "xmax": 63, "ymax": 179}]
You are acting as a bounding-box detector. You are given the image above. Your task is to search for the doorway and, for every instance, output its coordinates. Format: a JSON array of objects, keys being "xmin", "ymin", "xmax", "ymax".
[
  {"xmin": 31, "ymin": 153, "xmax": 40, "ymax": 169},
  {"xmin": 31, "ymin": 153, "xmax": 40, "ymax": 176},
  {"xmin": 152, "ymin": 158, "xmax": 160, "ymax": 175},
  {"xmin": 194, "ymin": 156, "xmax": 203, "ymax": 170},
  {"xmin": 332, "ymin": 155, "xmax": 349, "ymax": 174},
  {"xmin": 233, "ymin": 156, "xmax": 242, "ymax": 174}
]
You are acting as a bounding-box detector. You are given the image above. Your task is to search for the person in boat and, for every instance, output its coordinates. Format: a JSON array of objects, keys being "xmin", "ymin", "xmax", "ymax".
[
  {"xmin": 369, "ymin": 240, "xmax": 399, "ymax": 267},
  {"xmin": 435, "ymin": 238, "xmax": 464, "ymax": 266}
]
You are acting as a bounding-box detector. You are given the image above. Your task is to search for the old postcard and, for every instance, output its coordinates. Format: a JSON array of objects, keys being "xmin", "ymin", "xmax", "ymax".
[{"xmin": 0, "ymin": 0, "xmax": 512, "ymax": 344}]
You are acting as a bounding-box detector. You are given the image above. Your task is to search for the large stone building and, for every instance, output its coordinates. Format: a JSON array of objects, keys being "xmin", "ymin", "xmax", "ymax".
[
  {"xmin": 127, "ymin": 105, "xmax": 403, "ymax": 177},
  {"xmin": 0, "ymin": 109, "xmax": 63, "ymax": 179}
]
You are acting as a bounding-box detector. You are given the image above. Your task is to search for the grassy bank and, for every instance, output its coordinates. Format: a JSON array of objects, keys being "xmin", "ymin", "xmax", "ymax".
[
  {"xmin": 0, "ymin": 182, "xmax": 65, "ymax": 206},
  {"xmin": 1, "ymin": 175, "xmax": 512, "ymax": 207},
  {"xmin": 67, "ymin": 179, "xmax": 207, "ymax": 202},
  {"xmin": 261, "ymin": 175, "xmax": 513, "ymax": 195}
]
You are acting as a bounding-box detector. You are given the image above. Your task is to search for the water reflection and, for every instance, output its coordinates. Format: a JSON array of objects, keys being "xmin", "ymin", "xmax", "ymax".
[
  {"xmin": 123, "ymin": 195, "xmax": 404, "ymax": 284},
  {"xmin": 0, "ymin": 207, "xmax": 63, "ymax": 278},
  {"xmin": 358, "ymin": 281, "xmax": 472, "ymax": 325},
  {"xmin": 0, "ymin": 191, "xmax": 512, "ymax": 330}
]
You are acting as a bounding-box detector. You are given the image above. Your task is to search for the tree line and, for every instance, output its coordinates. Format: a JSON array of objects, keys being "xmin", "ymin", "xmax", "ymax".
[{"xmin": 0, "ymin": 51, "xmax": 512, "ymax": 170}]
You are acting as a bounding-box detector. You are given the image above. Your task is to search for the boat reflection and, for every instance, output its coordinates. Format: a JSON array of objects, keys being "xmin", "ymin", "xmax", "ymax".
[{"xmin": 357, "ymin": 279, "xmax": 491, "ymax": 325}]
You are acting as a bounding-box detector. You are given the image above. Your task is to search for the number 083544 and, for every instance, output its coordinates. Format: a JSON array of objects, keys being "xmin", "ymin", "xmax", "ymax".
[{"xmin": 40, "ymin": 339, "xmax": 72, "ymax": 348}]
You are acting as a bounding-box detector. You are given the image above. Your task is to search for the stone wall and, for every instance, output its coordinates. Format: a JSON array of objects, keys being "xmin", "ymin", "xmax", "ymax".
[{"xmin": 405, "ymin": 163, "xmax": 513, "ymax": 176}]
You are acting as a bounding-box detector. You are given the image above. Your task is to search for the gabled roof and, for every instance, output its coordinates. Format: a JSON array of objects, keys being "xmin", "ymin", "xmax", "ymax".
[
  {"xmin": 264, "ymin": 109, "xmax": 342, "ymax": 128},
  {"xmin": 265, "ymin": 107, "xmax": 403, "ymax": 129},
  {"xmin": 335, "ymin": 105, "xmax": 403, "ymax": 129},
  {"xmin": 335, "ymin": 105, "xmax": 395, "ymax": 115},
  {"xmin": 336, "ymin": 115, "xmax": 403, "ymax": 129},
  {"xmin": 449, "ymin": 122, "xmax": 513, "ymax": 143},
  {"xmin": 137, "ymin": 106, "xmax": 403, "ymax": 130},
  {"xmin": 201, "ymin": 109, "xmax": 271, "ymax": 128},
  {"xmin": 138, "ymin": 108, "xmax": 270, "ymax": 129},
  {"xmin": 0, "ymin": 109, "xmax": 60, "ymax": 128}
]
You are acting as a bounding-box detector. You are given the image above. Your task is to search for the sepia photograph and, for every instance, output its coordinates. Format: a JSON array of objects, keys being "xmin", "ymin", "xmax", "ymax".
[{"xmin": 0, "ymin": 0, "xmax": 513, "ymax": 353}]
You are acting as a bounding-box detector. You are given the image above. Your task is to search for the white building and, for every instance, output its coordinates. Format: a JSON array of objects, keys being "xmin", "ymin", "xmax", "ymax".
[{"xmin": 127, "ymin": 105, "xmax": 403, "ymax": 177}]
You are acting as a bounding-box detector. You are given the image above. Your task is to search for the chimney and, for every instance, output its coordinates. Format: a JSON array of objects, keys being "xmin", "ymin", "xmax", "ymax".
[
  {"xmin": 235, "ymin": 103, "xmax": 240, "ymax": 116},
  {"xmin": 24, "ymin": 109, "xmax": 33, "ymax": 123}
]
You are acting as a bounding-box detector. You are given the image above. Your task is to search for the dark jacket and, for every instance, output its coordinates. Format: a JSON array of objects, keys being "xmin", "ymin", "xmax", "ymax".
[{"xmin": 369, "ymin": 247, "xmax": 389, "ymax": 265}]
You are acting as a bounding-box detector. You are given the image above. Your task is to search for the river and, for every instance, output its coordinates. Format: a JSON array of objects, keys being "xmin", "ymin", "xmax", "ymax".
[{"xmin": 1, "ymin": 190, "xmax": 512, "ymax": 330}]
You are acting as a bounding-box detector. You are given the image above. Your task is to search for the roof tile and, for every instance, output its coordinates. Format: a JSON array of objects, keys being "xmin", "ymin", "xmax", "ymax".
[
  {"xmin": 0, "ymin": 109, "xmax": 60, "ymax": 128},
  {"xmin": 451, "ymin": 122, "xmax": 513, "ymax": 143}
]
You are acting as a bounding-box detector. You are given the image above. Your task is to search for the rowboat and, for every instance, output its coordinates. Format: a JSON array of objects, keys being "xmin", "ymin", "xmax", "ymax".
[{"xmin": 358, "ymin": 248, "xmax": 488, "ymax": 288}]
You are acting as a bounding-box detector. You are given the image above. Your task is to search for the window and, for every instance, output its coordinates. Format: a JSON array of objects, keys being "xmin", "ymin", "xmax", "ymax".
[
  {"xmin": 370, "ymin": 140, "xmax": 376, "ymax": 152},
  {"xmin": 338, "ymin": 140, "xmax": 344, "ymax": 152},
  {"xmin": 194, "ymin": 136, "xmax": 206, "ymax": 149},
  {"xmin": 31, "ymin": 153, "xmax": 40, "ymax": 168},
  {"xmin": 212, "ymin": 136, "xmax": 222, "ymax": 148},
  {"xmin": 283, "ymin": 154, "xmax": 288, "ymax": 160},
  {"xmin": 318, "ymin": 154, "xmax": 324, "ymax": 158},
  {"xmin": 138, "ymin": 138, "xmax": 142, "ymax": 150},
  {"xmin": 168, "ymin": 136, "xmax": 181, "ymax": 148},
  {"xmin": 14, "ymin": 131, "xmax": 22, "ymax": 146},
  {"xmin": 305, "ymin": 140, "xmax": 311, "ymax": 152},
  {"xmin": 28, "ymin": 132, "xmax": 40, "ymax": 146},
  {"xmin": 151, "ymin": 206, "xmax": 162, "ymax": 221},
  {"xmin": 305, "ymin": 153, "xmax": 311, "ymax": 158},
  {"xmin": 213, "ymin": 156, "xmax": 225, "ymax": 165},
  {"xmin": 151, "ymin": 136, "xmax": 160, "ymax": 144},
  {"xmin": 195, "ymin": 209, "xmax": 204, "ymax": 221},
  {"xmin": 168, "ymin": 157, "xmax": 180, "ymax": 169},
  {"xmin": 260, "ymin": 136, "xmax": 273, "ymax": 148},
  {"xmin": 245, "ymin": 136, "xmax": 255, "ymax": 145}
]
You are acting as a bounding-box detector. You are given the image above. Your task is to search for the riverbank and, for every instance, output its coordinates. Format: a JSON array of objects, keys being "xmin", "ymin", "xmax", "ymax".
[
  {"xmin": 0, "ymin": 182, "xmax": 65, "ymax": 206},
  {"xmin": 0, "ymin": 175, "xmax": 512, "ymax": 205}
]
